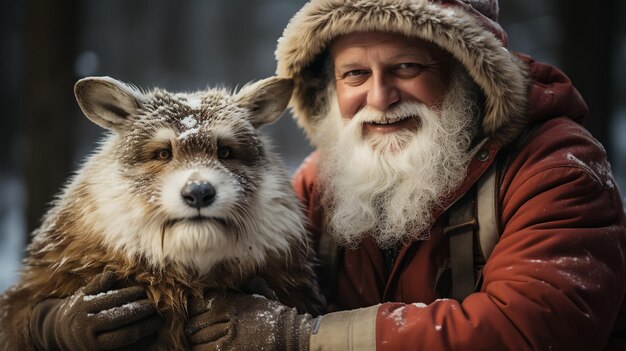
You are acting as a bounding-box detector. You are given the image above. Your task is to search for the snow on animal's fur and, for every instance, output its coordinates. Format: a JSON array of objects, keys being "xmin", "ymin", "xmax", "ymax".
[{"xmin": 0, "ymin": 76, "xmax": 323, "ymax": 350}]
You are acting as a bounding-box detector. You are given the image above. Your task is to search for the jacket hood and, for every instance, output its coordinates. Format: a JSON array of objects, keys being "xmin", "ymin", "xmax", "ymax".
[
  {"xmin": 275, "ymin": 0, "xmax": 530, "ymax": 146},
  {"xmin": 519, "ymin": 53, "xmax": 588, "ymax": 127}
]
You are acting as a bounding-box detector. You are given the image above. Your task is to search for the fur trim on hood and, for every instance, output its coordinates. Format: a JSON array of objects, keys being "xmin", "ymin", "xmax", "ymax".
[{"xmin": 275, "ymin": 0, "xmax": 529, "ymax": 146}]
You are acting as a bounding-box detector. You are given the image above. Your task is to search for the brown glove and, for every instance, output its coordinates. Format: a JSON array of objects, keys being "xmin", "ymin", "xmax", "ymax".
[
  {"xmin": 185, "ymin": 290, "xmax": 318, "ymax": 351},
  {"xmin": 29, "ymin": 272, "xmax": 164, "ymax": 351}
]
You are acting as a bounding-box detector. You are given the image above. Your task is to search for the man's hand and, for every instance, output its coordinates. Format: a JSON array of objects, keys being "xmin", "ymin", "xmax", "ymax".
[
  {"xmin": 186, "ymin": 290, "xmax": 317, "ymax": 351},
  {"xmin": 29, "ymin": 271, "xmax": 164, "ymax": 351}
]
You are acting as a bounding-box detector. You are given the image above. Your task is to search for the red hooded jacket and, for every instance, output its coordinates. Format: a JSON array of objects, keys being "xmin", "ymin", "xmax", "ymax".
[{"xmin": 293, "ymin": 55, "xmax": 626, "ymax": 350}]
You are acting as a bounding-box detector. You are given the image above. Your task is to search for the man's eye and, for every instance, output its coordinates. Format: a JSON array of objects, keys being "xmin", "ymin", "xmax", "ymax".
[
  {"xmin": 341, "ymin": 70, "xmax": 369, "ymax": 85},
  {"xmin": 397, "ymin": 63, "xmax": 416, "ymax": 69},
  {"xmin": 344, "ymin": 69, "xmax": 368, "ymax": 77},
  {"xmin": 394, "ymin": 63, "xmax": 426, "ymax": 77}
]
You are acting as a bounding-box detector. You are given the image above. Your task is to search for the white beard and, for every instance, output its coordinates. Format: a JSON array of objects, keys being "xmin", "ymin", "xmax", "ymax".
[{"xmin": 315, "ymin": 71, "xmax": 480, "ymax": 249}]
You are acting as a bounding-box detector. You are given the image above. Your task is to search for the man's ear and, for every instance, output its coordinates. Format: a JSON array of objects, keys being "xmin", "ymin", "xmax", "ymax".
[
  {"xmin": 236, "ymin": 77, "xmax": 294, "ymax": 128},
  {"xmin": 74, "ymin": 76, "xmax": 144, "ymax": 131}
]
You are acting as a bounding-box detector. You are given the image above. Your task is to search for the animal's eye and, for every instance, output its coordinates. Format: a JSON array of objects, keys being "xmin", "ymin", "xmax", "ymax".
[
  {"xmin": 217, "ymin": 146, "xmax": 231, "ymax": 159},
  {"xmin": 155, "ymin": 148, "xmax": 173, "ymax": 161}
]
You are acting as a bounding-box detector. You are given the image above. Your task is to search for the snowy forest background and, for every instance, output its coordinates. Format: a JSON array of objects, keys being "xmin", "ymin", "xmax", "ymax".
[{"xmin": 1, "ymin": 0, "xmax": 626, "ymax": 291}]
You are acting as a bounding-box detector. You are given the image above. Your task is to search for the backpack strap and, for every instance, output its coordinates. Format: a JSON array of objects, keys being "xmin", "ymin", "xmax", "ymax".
[
  {"xmin": 444, "ymin": 158, "xmax": 500, "ymax": 301},
  {"xmin": 316, "ymin": 208, "xmax": 341, "ymax": 302},
  {"xmin": 443, "ymin": 123, "xmax": 543, "ymax": 301},
  {"xmin": 476, "ymin": 160, "xmax": 499, "ymax": 261},
  {"xmin": 443, "ymin": 186, "xmax": 478, "ymax": 301}
]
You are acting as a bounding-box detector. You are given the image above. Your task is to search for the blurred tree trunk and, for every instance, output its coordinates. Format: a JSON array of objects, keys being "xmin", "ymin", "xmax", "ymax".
[
  {"xmin": 556, "ymin": 0, "xmax": 617, "ymax": 157},
  {"xmin": 0, "ymin": 2, "xmax": 21, "ymax": 171},
  {"xmin": 23, "ymin": 0, "xmax": 80, "ymax": 239}
]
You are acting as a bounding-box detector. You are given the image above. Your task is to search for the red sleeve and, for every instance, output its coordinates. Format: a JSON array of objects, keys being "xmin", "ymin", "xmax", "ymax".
[
  {"xmin": 291, "ymin": 152, "xmax": 325, "ymax": 248},
  {"xmin": 291, "ymin": 152, "xmax": 318, "ymax": 207}
]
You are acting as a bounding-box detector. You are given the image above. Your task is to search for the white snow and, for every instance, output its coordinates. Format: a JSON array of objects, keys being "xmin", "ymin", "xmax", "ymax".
[
  {"xmin": 87, "ymin": 301, "xmax": 143, "ymax": 317},
  {"xmin": 178, "ymin": 127, "xmax": 200, "ymax": 140},
  {"xmin": 525, "ymin": 252, "xmax": 608, "ymax": 291},
  {"xmin": 388, "ymin": 306, "xmax": 406, "ymax": 328},
  {"xmin": 553, "ymin": 256, "xmax": 591, "ymax": 265},
  {"xmin": 566, "ymin": 153, "xmax": 588, "ymax": 169},
  {"xmin": 185, "ymin": 97, "xmax": 203, "ymax": 109},
  {"xmin": 565, "ymin": 153, "xmax": 617, "ymax": 189},
  {"xmin": 83, "ymin": 289, "xmax": 120, "ymax": 301},
  {"xmin": 255, "ymin": 308, "xmax": 279, "ymax": 345},
  {"xmin": 256, "ymin": 310, "xmax": 275, "ymax": 322},
  {"xmin": 181, "ymin": 115, "xmax": 197, "ymax": 129},
  {"xmin": 558, "ymin": 270, "xmax": 594, "ymax": 291}
]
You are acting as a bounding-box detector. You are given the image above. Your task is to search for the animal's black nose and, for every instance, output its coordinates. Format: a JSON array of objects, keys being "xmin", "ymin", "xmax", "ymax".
[{"xmin": 181, "ymin": 182, "xmax": 216, "ymax": 209}]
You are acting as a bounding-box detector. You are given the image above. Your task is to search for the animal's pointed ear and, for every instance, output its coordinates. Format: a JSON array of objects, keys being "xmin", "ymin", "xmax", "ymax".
[
  {"xmin": 74, "ymin": 76, "xmax": 144, "ymax": 131},
  {"xmin": 236, "ymin": 77, "xmax": 294, "ymax": 128}
]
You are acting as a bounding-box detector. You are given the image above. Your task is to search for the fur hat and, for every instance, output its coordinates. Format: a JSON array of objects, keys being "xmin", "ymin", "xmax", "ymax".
[{"xmin": 275, "ymin": 0, "xmax": 528, "ymax": 146}]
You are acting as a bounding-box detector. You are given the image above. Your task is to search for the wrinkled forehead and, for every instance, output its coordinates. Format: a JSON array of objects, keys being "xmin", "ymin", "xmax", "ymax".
[{"xmin": 330, "ymin": 31, "xmax": 450, "ymax": 66}]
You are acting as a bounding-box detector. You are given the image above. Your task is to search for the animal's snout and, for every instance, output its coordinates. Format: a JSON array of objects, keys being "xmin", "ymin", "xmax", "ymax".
[{"xmin": 181, "ymin": 181, "xmax": 216, "ymax": 209}]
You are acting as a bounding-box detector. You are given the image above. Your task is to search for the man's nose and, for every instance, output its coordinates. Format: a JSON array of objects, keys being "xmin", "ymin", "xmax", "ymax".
[{"xmin": 366, "ymin": 73, "xmax": 400, "ymax": 111}]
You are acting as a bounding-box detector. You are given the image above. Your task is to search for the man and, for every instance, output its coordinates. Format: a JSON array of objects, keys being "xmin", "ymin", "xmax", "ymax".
[{"xmin": 185, "ymin": 0, "xmax": 626, "ymax": 350}]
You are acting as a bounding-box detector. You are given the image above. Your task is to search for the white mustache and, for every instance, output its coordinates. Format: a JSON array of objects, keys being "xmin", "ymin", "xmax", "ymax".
[{"xmin": 352, "ymin": 101, "xmax": 431, "ymax": 125}]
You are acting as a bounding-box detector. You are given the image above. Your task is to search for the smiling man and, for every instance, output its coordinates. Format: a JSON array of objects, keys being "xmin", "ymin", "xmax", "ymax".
[{"xmin": 184, "ymin": 1, "xmax": 626, "ymax": 350}]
